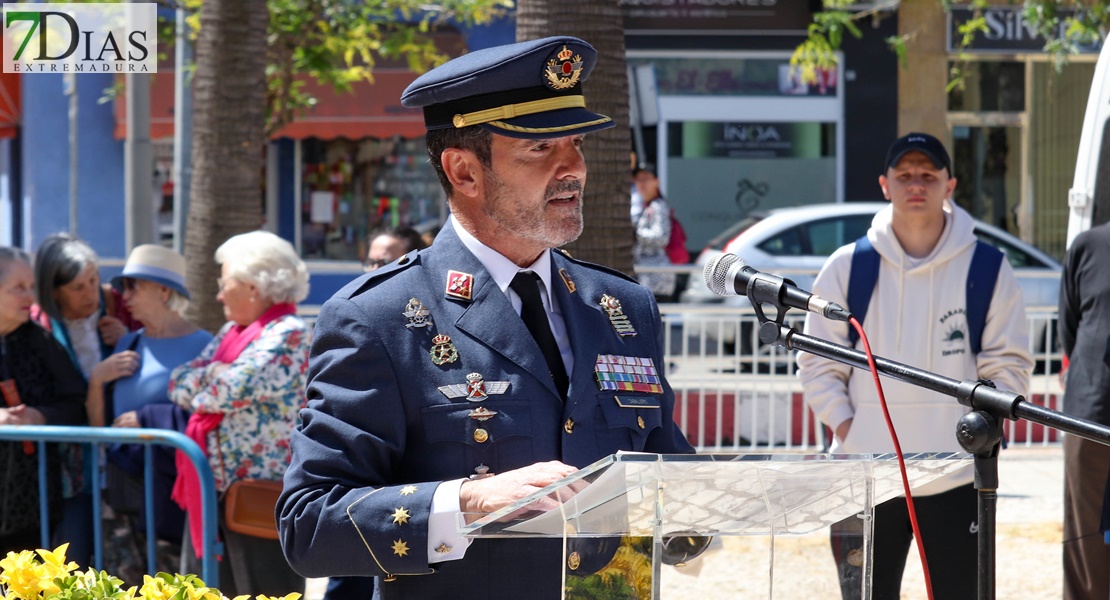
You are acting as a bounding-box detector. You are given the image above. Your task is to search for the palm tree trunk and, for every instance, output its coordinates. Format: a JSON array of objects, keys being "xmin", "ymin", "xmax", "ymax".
[
  {"xmin": 517, "ymin": 0, "xmax": 635, "ymax": 276},
  {"xmin": 184, "ymin": 0, "xmax": 269, "ymax": 331}
]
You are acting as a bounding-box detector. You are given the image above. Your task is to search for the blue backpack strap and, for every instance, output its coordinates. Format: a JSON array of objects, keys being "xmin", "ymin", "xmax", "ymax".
[
  {"xmin": 965, "ymin": 240, "xmax": 1004, "ymax": 355},
  {"xmin": 847, "ymin": 235, "xmax": 880, "ymax": 346}
]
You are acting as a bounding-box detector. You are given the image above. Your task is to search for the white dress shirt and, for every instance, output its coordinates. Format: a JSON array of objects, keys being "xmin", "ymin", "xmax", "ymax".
[{"xmin": 426, "ymin": 216, "xmax": 575, "ymax": 563}]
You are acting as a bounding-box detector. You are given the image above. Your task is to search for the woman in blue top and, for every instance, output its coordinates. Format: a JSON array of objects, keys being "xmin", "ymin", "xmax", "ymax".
[{"xmin": 85, "ymin": 245, "xmax": 211, "ymax": 584}]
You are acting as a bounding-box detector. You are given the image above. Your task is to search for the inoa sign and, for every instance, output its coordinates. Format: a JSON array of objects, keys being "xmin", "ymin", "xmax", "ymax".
[
  {"xmin": 947, "ymin": 7, "xmax": 1101, "ymax": 54},
  {"xmin": 2, "ymin": 3, "xmax": 157, "ymax": 74}
]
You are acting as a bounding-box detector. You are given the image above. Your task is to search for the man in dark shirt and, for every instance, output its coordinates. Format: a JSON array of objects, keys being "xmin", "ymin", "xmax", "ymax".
[{"xmin": 1058, "ymin": 221, "xmax": 1110, "ymax": 600}]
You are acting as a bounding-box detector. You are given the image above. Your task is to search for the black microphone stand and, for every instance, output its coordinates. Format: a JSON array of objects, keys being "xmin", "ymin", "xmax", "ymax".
[{"xmin": 745, "ymin": 275, "xmax": 1110, "ymax": 600}]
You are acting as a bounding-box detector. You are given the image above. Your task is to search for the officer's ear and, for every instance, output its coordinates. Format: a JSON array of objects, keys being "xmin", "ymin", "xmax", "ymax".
[{"xmin": 442, "ymin": 148, "xmax": 482, "ymax": 200}]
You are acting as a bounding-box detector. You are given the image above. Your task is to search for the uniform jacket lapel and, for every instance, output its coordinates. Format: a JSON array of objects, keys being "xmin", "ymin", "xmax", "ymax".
[
  {"xmin": 425, "ymin": 225, "xmax": 560, "ymax": 398},
  {"xmin": 549, "ymin": 252, "xmax": 624, "ymax": 412}
]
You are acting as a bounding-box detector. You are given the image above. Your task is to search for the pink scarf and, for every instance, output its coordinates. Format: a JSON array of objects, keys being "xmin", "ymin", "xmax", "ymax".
[{"xmin": 172, "ymin": 303, "xmax": 297, "ymax": 558}]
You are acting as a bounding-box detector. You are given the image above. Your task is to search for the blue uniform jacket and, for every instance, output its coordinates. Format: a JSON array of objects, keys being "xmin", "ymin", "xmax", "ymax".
[{"xmin": 278, "ymin": 224, "xmax": 693, "ymax": 599}]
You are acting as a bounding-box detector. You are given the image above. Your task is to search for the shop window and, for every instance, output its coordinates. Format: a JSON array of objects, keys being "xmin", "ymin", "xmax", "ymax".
[
  {"xmin": 666, "ymin": 121, "xmax": 838, "ymax": 251},
  {"xmin": 948, "ymin": 62, "xmax": 1025, "ymax": 112},
  {"xmin": 300, "ymin": 137, "xmax": 445, "ymax": 261}
]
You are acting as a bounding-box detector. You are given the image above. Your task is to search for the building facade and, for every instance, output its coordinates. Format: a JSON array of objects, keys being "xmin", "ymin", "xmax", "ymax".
[{"xmin": 0, "ymin": 3, "xmax": 1095, "ymax": 305}]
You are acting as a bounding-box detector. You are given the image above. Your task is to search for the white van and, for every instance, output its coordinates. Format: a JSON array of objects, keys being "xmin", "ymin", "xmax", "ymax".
[{"xmin": 1066, "ymin": 40, "xmax": 1110, "ymax": 245}]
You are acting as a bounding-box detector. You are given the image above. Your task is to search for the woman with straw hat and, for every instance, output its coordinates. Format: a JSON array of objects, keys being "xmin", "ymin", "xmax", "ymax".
[{"xmin": 86, "ymin": 244, "xmax": 212, "ymax": 583}]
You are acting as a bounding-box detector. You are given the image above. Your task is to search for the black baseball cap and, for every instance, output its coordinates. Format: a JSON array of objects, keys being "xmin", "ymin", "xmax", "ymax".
[{"xmin": 883, "ymin": 132, "xmax": 952, "ymax": 175}]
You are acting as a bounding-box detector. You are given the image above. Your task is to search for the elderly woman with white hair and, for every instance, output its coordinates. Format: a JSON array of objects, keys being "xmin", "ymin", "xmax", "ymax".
[
  {"xmin": 84, "ymin": 244, "xmax": 212, "ymax": 583},
  {"xmin": 169, "ymin": 231, "xmax": 310, "ymax": 597}
]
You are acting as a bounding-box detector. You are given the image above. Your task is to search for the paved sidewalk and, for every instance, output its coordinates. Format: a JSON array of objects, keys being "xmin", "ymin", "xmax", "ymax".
[{"xmin": 303, "ymin": 446, "xmax": 1066, "ymax": 600}]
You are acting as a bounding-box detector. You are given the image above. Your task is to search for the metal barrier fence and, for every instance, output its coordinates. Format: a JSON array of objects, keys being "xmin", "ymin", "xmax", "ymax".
[
  {"xmin": 0, "ymin": 426, "xmax": 221, "ymax": 586},
  {"xmin": 658, "ymin": 304, "xmax": 1064, "ymax": 452},
  {"xmin": 299, "ymin": 300, "xmax": 1064, "ymax": 453}
]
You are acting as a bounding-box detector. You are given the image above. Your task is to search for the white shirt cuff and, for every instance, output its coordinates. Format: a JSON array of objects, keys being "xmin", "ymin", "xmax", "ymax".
[{"xmin": 427, "ymin": 478, "xmax": 472, "ymax": 563}]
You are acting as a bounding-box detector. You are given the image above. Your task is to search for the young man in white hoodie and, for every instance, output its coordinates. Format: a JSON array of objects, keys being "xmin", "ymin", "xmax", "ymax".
[{"xmin": 798, "ymin": 132, "xmax": 1033, "ymax": 599}]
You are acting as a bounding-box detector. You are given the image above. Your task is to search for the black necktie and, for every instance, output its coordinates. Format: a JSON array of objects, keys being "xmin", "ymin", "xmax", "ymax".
[{"xmin": 509, "ymin": 271, "xmax": 569, "ymax": 399}]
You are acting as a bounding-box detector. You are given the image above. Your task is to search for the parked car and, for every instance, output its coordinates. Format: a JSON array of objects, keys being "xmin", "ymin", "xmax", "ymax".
[{"xmin": 681, "ymin": 202, "xmax": 1062, "ymax": 352}]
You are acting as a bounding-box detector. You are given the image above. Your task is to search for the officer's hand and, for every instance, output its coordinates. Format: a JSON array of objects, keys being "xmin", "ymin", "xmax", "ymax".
[{"xmin": 459, "ymin": 460, "xmax": 578, "ymax": 523}]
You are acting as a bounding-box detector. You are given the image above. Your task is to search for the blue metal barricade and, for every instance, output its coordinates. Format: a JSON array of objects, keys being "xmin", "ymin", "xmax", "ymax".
[{"xmin": 0, "ymin": 425, "xmax": 222, "ymax": 586}]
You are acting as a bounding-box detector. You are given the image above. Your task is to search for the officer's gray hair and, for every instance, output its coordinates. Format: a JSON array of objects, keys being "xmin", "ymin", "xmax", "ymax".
[
  {"xmin": 215, "ymin": 231, "xmax": 309, "ymax": 305},
  {"xmin": 425, "ymin": 126, "xmax": 492, "ymax": 198}
]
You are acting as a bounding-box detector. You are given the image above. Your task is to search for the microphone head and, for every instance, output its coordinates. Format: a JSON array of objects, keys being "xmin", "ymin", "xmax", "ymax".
[{"xmin": 704, "ymin": 253, "xmax": 741, "ymax": 296}]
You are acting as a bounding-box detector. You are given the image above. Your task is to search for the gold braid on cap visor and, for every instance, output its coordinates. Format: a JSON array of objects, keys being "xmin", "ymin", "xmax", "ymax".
[{"xmin": 452, "ymin": 95, "xmax": 588, "ymax": 128}]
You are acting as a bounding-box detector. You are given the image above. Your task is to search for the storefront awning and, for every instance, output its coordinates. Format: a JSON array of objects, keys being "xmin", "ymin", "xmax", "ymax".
[
  {"xmin": 0, "ymin": 70, "xmax": 21, "ymax": 139},
  {"xmin": 114, "ymin": 67, "xmax": 428, "ymax": 141}
]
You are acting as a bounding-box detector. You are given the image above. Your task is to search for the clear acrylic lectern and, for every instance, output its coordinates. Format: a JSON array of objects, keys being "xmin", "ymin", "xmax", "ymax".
[{"xmin": 460, "ymin": 451, "xmax": 970, "ymax": 599}]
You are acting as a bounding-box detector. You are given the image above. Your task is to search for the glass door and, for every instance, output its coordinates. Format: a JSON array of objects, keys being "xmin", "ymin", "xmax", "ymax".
[{"xmin": 950, "ymin": 124, "xmax": 1025, "ymax": 235}]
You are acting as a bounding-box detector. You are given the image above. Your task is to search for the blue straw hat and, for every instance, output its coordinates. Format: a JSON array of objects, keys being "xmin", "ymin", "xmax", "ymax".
[{"xmin": 112, "ymin": 244, "xmax": 190, "ymax": 299}]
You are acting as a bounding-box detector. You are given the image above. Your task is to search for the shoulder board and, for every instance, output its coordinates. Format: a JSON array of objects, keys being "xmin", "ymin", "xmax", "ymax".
[
  {"xmin": 553, "ymin": 248, "xmax": 639, "ymax": 284},
  {"xmin": 344, "ymin": 249, "xmax": 422, "ymax": 299}
]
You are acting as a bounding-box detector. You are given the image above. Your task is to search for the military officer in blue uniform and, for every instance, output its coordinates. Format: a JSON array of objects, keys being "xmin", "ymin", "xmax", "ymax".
[{"xmin": 277, "ymin": 36, "xmax": 695, "ymax": 599}]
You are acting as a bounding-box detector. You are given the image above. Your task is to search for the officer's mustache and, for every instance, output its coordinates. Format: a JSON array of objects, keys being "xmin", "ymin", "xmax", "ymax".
[{"xmin": 545, "ymin": 180, "xmax": 583, "ymax": 200}]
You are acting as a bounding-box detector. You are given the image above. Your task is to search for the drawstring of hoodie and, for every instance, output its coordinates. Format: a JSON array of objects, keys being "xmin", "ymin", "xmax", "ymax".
[
  {"xmin": 927, "ymin": 268, "xmax": 935, "ymax": 370},
  {"xmin": 895, "ymin": 252, "xmax": 905, "ymax": 350}
]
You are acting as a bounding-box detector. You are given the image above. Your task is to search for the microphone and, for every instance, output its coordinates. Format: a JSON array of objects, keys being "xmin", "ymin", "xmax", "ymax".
[{"xmin": 703, "ymin": 253, "xmax": 852, "ymax": 322}]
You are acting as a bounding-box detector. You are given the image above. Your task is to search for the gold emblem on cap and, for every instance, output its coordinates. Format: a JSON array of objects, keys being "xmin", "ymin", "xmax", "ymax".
[
  {"xmin": 545, "ymin": 45, "xmax": 583, "ymax": 91},
  {"xmin": 391, "ymin": 507, "xmax": 411, "ymax": 525},
  {"xmin": 391, "ymin": 539, "xmax": 410, "ymax": 557},
  {"xmin": 567, "ymin": 551, "xmax": 581, "ymax": 571}
]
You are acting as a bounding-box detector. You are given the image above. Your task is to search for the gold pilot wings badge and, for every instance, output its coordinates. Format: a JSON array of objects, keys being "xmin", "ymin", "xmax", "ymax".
[{"xmin": 438, "ymin": 372, "xmax": 510, "ymax": 401}]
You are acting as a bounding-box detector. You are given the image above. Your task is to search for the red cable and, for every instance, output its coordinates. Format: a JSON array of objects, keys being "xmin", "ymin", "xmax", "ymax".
[{"xmin": 848, "ymin": 316, "xmax": 934, "ymax": 600}]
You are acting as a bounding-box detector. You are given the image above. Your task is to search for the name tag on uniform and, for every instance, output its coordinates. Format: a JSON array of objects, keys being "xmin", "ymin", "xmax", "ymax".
[{"xmin": 613, "ymin": 395, "xmax": 660, "ymax": 409}]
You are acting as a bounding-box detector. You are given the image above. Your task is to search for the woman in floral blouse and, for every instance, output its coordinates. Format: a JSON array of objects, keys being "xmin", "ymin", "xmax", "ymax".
[{"xmin": 169, "ymin": 231, "xmax": 310, "ymax": 597}]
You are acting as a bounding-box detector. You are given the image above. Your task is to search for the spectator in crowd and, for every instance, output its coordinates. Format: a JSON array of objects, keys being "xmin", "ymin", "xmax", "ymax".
[
  {"xmin": 0, "ymin": 247, "xmax": 87, "ymax": 555},
  {"xmin": 632, "ymin": 164, "xmax": 677, "ymax": 303},
  {"xmin": 33, "ymin": 233, "xmax": 141, "ymax": 566},
  {"xmin": 363, "ymin": 226, "xmax": 427, "ymax": 272},
  {"xmin": 84, "ymin": 245, "xmax": 212, "ymax": 584},
  {"xmin": 278, "ymin": 36, "xmax": 695, "ymax": 598},
  {"xmin": 1058, "ymin": 220, "xmax": 1110, "ymax": 600},
  {"xmin": 418, "ymin": 225, "xmax": 439, "ymax": 250},
  {"xmin": 798, "ymin": 132, "xmax": 1032, "ymax": 599},
  {"xmin": 170, "ymin": 231, "xmax": 310, "ymax": 597}
]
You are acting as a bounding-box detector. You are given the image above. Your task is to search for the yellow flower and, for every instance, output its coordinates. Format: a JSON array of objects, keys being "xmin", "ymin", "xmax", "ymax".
[
  {"xmin": 256, "ymin": 594, "xmax": 302, "ymax": 600},
  {"xmin": 36, "ymin": 544, "xmax": 78, "ymax": 576},
  {"xmin": 0, "ymin": 550, "xmax": 44, "ymax": 600},
  {"xmin": 33, "ymin": 544, "xmax": 77, "ymax": 596},
  {"xmin": 139, "ymin": 574, "xmax": 176, "ymax": 600}
]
